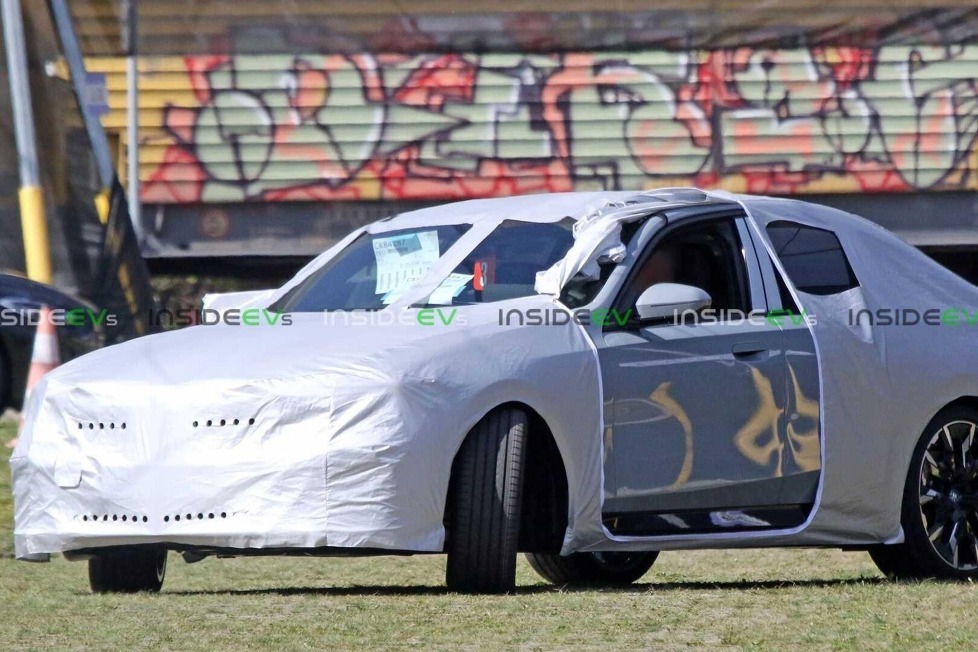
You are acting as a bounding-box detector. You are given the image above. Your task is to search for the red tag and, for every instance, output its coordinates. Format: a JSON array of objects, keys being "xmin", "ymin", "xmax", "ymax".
[{"xmin": 473, "ymin": 261, "xmax": 486, "ymax": 291}]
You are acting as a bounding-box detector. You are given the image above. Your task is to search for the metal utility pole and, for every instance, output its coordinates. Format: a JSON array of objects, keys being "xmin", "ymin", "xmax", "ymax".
[
  {"xmin": 2, "ymin": 0, "xmax": 53, "ymax": 283},
  {"xmin": 122, "ymin": 0, "xmax": 143, "ymax": 243},
  {"xmin": 50, "ymin": 0, "xmax": 116, "ymax": 223}
]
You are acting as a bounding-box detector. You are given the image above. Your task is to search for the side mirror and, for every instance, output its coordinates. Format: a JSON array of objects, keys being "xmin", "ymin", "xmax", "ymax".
[{"xmin": 635, "ymin": 283, "xmax": 711, "ymax": 321}]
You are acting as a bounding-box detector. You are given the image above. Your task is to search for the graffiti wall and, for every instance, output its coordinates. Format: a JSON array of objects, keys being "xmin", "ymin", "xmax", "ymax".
[{"xmin": 87, "ymin": 44, "xmax": 978, "ymax": 204}]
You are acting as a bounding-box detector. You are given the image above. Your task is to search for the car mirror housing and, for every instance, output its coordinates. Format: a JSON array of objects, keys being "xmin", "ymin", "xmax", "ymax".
[{"xmin": 634, "ymin": 283, "xmax": 712, "ymax": 321}]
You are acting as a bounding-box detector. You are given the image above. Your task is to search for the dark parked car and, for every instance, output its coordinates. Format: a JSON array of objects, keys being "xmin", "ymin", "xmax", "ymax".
[{"xmin": 0, "ymin": 272, "xmax": 103, "ymax": 413}]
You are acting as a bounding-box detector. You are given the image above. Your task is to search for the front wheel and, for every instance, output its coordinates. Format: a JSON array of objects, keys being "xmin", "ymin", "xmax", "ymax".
[
  {"xmin": 89, "ymin": 548, "xmax": 167, "ymax": 593},
  {"xmin": 526, "ymin": 550, "xmax": 658, "ymax": 587},
  {"xmin": 446, "ymin": 407, "xmax": 527, "ymax": 594},
  {"xmin": 869, "ymin": 406, "xmax": 978, "ymax": 580}
]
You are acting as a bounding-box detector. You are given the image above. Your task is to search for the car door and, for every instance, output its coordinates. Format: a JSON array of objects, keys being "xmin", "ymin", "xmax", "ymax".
[{"xmin": 597, "ymin": 212, "xmax": 815, "ymax": 536}]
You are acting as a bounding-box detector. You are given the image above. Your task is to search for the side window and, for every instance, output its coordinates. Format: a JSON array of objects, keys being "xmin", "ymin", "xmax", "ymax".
[
  {"xmin": 766, "ymin": 221, "xmax": 859, "ymax": 296},
  {"xmin": 617, "ymin": 218, "xmax": 751, "ymax": 319}
]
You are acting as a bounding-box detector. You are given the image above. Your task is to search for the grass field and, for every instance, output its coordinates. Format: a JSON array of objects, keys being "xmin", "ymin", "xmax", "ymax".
[{"xmin": 2, "ymin": 419, "xmax": 977, "ymax": 650}]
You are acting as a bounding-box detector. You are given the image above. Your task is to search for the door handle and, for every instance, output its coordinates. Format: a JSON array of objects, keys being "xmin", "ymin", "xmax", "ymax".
[{"xmin": 732, "ymin": 342, "xmax": 767, "ymax": 357}]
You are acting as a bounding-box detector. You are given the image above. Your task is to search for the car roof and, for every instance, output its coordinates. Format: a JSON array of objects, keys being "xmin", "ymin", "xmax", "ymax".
[{"xmin": 378, "ymin": 189, "xmax": 742, "ymax": 231}]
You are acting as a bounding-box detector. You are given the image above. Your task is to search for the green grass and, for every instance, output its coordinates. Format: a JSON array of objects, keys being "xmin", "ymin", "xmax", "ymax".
[
  {"xmin": 2, "ymin": 419, "xmax": 977, "ymax": 650},
  {"xmin": 1, "ymin": 420, "xmax": 14, "ymax": 559}
]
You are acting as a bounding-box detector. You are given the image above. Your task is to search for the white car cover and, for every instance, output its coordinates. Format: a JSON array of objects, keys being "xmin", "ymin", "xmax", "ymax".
[
  {"xmin": 585, "ymin": 193, "xmax": 978, "ymax": 552},
  {"xmin": 12, "ymin": 193, "xmax": 630, "ymax": 559},
  {"xmin": 12, "ymin": 190, "xmax": 978, "ymax": 559},
  {"xmin": 731, "ymin": 195, "xmax": 978, "ymax": 548}
]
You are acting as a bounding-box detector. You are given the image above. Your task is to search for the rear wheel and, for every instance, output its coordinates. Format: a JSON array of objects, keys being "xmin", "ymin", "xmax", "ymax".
[
  {"xmin": 446, "ymin": 407, "xmax": 527, "ymax": 594},
  {"xmin": 869, "ymin": 406, "xmax": 978, "ymax": 580},
  {"xmin": 88, "ymin": 548, "xmax": 167, "ymax": 593},
  {"xmin": 526, "ymin": 550, "xmax": 658, "ymax": 587}
]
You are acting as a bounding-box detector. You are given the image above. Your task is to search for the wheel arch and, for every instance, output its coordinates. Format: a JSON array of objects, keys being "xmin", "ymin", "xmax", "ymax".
[
  {"xmin": 869, "ymin": 394, "xmax": 978, "ymax": 579},
  {"xmin": 897, "ymin": 394, "xmax": 978, "ymax": 474},
  {"xmin": 938, "ymin": 395, "xmax": 978, "ymax": 416},
  {"xmin": 444, "ymin": 401, "xmax": 569, "ymax": 554},
  {"xmin": 892, "ymin": 394, "xmax": 978, "ymax": 493}
]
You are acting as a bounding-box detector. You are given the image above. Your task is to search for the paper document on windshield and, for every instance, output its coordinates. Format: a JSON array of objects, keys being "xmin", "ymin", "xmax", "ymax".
[
  {"xmin": 428, "ymin": 273, "xmax": 474, "ymax": 305},
  {"xmin": 373, "ymin": 231, "xmax": 441, "ymax": 295}
]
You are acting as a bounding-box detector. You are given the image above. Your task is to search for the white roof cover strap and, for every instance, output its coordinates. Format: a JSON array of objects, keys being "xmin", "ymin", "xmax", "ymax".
[{"xmin": 534, "ymin": 198, "xmax": 709, "ymax": 296}]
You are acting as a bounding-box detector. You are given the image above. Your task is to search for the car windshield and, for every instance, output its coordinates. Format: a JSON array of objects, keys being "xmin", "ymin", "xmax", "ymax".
[
  {"xmin": 272, "ymin": 225, "xmax": 472, "ymax": 312},
  {"xmin": 423, "ymin": 219, "xmax": 576, "ymax": 306},
  {"xmin": 271, "ymin": 220, "xmax": 579, "ymax": 312}
]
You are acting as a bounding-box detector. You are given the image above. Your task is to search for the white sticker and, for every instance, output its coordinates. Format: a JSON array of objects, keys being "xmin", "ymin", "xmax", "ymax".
[
  {"xmin": 380, "ymin": 285, "xmax": 410, "ymax": 305},
  {"xmin": 427, "ymin": 273, "xmax": 474, "ymax": 305},
  {"xmin": 373, "ymin": 231, "xmax": 441, "ymax": 295}
]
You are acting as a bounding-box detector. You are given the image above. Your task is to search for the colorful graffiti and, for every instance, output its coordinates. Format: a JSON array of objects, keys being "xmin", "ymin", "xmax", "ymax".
[{"xmin": 91, "ymin": 44, "xmax": 978, "ymax": 203}]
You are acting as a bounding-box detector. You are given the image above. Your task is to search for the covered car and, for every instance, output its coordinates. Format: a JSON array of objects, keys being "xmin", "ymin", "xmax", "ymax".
[{"xmin": 12, "ymin": 189, "xmax": 978, "ymax": 593}]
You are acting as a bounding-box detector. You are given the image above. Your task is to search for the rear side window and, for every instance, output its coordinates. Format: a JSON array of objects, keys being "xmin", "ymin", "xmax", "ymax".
[{"xmin": 766, "ymin": 221, "xmax": 859, "ymax": 295}]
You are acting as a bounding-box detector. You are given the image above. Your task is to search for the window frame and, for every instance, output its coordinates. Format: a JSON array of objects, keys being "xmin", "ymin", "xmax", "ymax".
[
  {"xmin": 765, "ymin": 220, "xmax": 860, "ymax": 297},
  {"xmin": 606, "ymin": 211, "xmax": 762, "ymax": 331}
]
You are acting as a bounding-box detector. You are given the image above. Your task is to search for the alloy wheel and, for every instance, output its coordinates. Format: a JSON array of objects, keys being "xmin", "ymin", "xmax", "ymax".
[{"xmin": 919, "ymin": 420, "xmax": 978, "ymax": 571}]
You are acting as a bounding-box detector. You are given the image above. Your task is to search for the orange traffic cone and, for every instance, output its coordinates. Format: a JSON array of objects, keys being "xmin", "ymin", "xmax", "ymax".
[{"xmin": 8, "ymin": 306, "xmax": 60, "ymax": 449}]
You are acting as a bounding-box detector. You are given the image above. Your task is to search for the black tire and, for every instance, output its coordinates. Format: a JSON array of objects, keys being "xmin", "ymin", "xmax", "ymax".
[
  {"xmin": 446, "ymin": 407, "xmax": 527, "ymax": 594},
  {"xmin": 868, "ymin": 543, "xmax": 925, "ymax": 580},
  {"xmin": 525, "ymin": 550, "xmax": 658, "ymax": 587},
  {"xmin": 869, "ymin": 406, "xmax": 978, "ymax": 581},
  {"xmin": 88, "ymin": 548, "xmax": 167, "ymax": 593}
]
